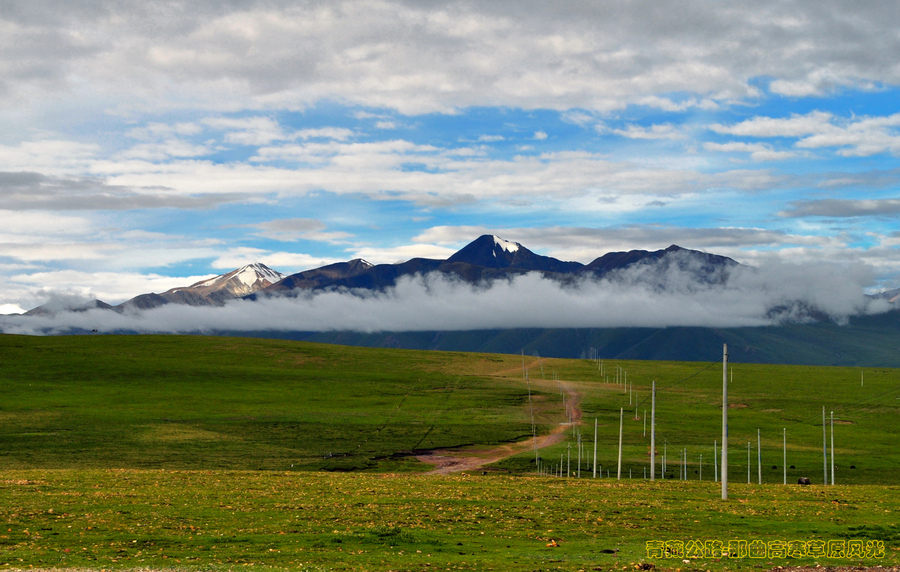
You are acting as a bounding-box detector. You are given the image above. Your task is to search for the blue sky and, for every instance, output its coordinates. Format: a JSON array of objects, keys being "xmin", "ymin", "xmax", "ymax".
[{"xmin": 1, "ymin": 0, "xmax": 899, "ymax": 313}]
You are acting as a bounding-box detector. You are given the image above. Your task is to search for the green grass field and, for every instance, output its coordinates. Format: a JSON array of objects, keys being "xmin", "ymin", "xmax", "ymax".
[
  {"xmin": 1, "ymin": 333, "xmax": 899, "ymax": 571},
  {"xmin": 1, "ymin": 471, "xmax": 898, "ymax": 571},
  {"xmin": 0, "ymin": 335, "xmax": 537, "ymax": 472}
]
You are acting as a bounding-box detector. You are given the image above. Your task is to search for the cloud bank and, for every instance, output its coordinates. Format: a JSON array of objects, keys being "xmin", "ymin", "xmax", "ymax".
[{"xmin": 1, "ymin": 259, "xmax": 890, "ymax": 336}]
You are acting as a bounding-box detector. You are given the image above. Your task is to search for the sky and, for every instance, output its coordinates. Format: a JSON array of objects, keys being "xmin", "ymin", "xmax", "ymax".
[{"xmin": 1, "ymin": 0, "xmax": 899, "ymax": 316}]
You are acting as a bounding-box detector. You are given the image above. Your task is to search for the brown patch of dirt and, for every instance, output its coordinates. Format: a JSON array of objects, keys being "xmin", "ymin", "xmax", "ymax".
[
  {"xmin": 728, "ymin": 403, "xmax": 748, "ymax": 409},
  {"xmin": 416, "ymin": 381, "xmax": 582, "ymax": 475}
]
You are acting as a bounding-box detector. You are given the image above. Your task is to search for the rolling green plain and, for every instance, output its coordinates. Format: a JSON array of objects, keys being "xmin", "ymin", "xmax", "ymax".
[{"xmin": 0, "ymin": 334, "xmax": 898, "ymax": 571}]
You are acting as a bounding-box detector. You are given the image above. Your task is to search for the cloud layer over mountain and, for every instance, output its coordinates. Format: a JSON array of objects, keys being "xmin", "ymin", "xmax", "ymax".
[{"xmin": 2, "ymin": 256, "xmax": 889, "ymax": 336}]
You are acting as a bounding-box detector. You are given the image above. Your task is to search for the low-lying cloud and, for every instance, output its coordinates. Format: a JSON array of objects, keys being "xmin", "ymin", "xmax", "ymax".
[{"xmin": 1, "ymin": 259, "xmax": 892, "ymax": 336}]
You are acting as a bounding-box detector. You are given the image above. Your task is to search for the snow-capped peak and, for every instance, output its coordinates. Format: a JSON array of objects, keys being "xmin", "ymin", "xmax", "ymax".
[
  {"xmin": 233, "ymin": 263, "xmax": 285, "ymax": 288},
  {"xmin": 191, "ymin": 263, "xmax": 285, "ymax": 292},
  {"xmin": 493, "ymin": 236, "xmax": 520, "ymax": 253}
]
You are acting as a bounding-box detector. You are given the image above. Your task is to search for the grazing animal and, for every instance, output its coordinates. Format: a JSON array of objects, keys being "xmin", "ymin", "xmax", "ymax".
[{"xmin": 798, "ymin": 477, "xmax": 811, "ymax": 485}]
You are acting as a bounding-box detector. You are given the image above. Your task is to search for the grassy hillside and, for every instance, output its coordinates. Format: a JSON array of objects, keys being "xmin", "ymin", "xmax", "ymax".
[
  {"xmin": 0, "ymin": 334, "xmax": 536, "ymax": 472},
  {"xmin": 285, "ymin": 308, "xmax": 900, "ymax": 366},
  {"xmin": 1, "ymin": 334, "xmax": 898, "ymax": 485}
]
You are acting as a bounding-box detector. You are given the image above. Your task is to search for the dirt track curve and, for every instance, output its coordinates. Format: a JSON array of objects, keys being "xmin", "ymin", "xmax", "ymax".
[{"xmin": 416, "ymin": 363, "xmax": 582, "ymax": 475}]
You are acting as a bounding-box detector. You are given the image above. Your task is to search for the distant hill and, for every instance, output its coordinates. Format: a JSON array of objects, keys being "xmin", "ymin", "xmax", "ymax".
[{"xmin": 229, "ymin": 308, "xmax": 900, "ymax": 367}]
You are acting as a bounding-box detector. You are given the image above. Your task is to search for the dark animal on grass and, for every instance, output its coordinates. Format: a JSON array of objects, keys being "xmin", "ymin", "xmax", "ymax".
[{"xmin": 798, "ymin": 477, "xmax": 811, "ymax": 485}]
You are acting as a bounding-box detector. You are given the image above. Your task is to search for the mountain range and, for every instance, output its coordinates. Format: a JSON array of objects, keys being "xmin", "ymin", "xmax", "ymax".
[
  {"xmin": 25, "ymin": 235, "xmax": 741, "ymax": 314},
  {"xmin": 14, "ymin": 235, "xmax": 900, "ymax": 367}
]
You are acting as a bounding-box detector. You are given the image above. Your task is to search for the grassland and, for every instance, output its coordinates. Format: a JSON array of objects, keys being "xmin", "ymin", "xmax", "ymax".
[
  {"xmin": 0, "ymin": 335, "xmax": 538, "ymax": 472},
  {"xmin": 1, "ymin": 333, "xmax": 899, "ymax": 571},
  {"xmin": 1, "ymin": 471, "xmax": 898, "ymax": 571}
]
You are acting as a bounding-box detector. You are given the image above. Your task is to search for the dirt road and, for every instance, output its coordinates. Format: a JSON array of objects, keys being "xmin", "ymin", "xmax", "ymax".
[{"xmin": 416, "ymin": 373, "xmax": 582, "ymax": 475}]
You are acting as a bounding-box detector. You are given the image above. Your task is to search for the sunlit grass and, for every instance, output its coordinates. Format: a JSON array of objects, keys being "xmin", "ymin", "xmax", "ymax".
[{"xmin": 0, "ymin": 470, "xmax": 897, "ymax": 571}]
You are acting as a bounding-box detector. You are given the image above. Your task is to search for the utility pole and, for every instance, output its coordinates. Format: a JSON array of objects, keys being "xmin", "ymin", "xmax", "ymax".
[
  {"xmin": 722, "ymin": 343, "xmax": 728, "ymax": 500},
  {"xmin": 577, "ymin": 432, "xmax": 582, "ymax": 478},
  {"xmin": 617, "ymin": 407, "xmax": 623, "ymax": 480},
  {"xmin": 783, "ymin": 428, "xmax": 786, "ymax": 485},
  {"xmin": 757, "ymin": 429, "xmax": 762, "ymax": 485},
  {"xmin": 651, "ymin": 382, "xmax": 656, "ymax": 481},
  {"xmin": 823, "ymin": 406, "xmax": 827, "ymax": 485},
  {"xmin": 830, "ymin": 411, "xmax": 835, "ymax": 486}
]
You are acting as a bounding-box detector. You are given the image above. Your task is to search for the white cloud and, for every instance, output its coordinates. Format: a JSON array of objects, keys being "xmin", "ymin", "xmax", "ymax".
[
  {"xmin": 0, "ymin": 140, "xmax": 100, "ymax": 174},
  {"xmin": 710, "ymin": 111, "xmax": 834, "ymax": 138},
  {"xmin": 202, "ymin": 116, "xmax": 287, "ymax": 145},
  {"xmin": 636, "ymin": 96, "xmax": 719, "ymax": 112},
  {"xmin": 0, "ymin": 304, "xmax": 25, "ymax": 315},
  {"xmin": 1, "ymin": 259, "xmax": 886, "ymax": 336},
  {"xmin": 211, "ymin": 247, "xmax": 338, "ymax": 273},
  {"xmin": 126, "ymin": 122, "xmax": 203, "ymax": 140},
  {"xmin": 293, "ymin": 127, "xmax": 356, "ymax": 141},
  {"xmin": 248, "ymin": 218, "xmax": 353, "ymax": 243},
  {"xmin": 533, "ymin": 131, "xmax": 548, "ymax": 140},
  {"xmin": 704, "ymin": 141, "xmax": 796, "ymax": 161},
  {"xmin": 7, "ymin": 269, "xmax": 217, "ymax": 308},
  {"xmin": 710, "ymin": 111, "xmax": 900, "ymax": 157},
  {"xmin": 2, "ymin": 1, "xmax": 900, "ymax": 118},
  {"xmin": 115, "ymin": 139, "xmax": 214, "ymax": 161},
  {"xmin": 82, "ymin": 142, "xmax": 790, "ymax": 211},
  {"xmin": 612, "ymin": 123, "xmax": 685, "ymax": 140},
  {"xmin": 778, "ymin": 198, "xmax": 900, "ymax": 218}
]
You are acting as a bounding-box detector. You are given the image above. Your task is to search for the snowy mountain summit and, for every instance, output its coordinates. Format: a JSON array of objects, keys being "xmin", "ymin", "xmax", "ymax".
[
  {"xmin": 117, "ymin": 263, "xmax": 286, "ymax": 311},
  {"xmin": 493, "ymin": 236, "xmax": 520, "ymax": 254},
  {"xmin": 446, "ymin": 234, "xmax": 581, "ymax": 273},
  {"xmin": 188, "ymin": 263, "xmax": 285, "ymax": 297}
]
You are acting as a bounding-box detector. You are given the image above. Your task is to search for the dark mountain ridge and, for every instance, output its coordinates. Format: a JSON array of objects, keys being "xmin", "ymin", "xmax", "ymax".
[
  {"xmin": 20, "ymin": 235, "xmax": 754, "ymax": 313},
  {"xmin": 256, "ymin": 235, "xmax": 739, "ymax": 297}
]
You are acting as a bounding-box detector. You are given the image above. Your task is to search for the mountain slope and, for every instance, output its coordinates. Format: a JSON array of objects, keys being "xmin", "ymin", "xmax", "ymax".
[
  {"xmin": 584, "ymin": 244, "xmax": 738, "ymax": 284},
  {"xmin": 119, "ymin": 263, "xmax": 285, "ymax": 311},
  {"xmin": 24, "ymin": 298, "xmax": 115, "ymax": 316}
]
